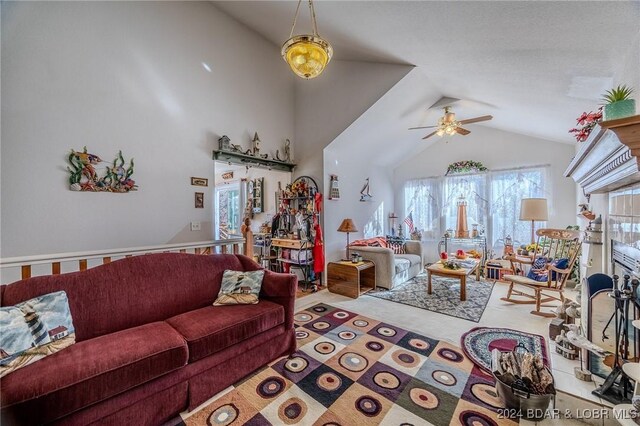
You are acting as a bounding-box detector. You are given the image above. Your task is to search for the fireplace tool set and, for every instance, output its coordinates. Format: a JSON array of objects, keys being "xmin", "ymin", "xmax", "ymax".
[{"xmin": 592, "ymin": 274, "xmax": 639, "ymax": 404}]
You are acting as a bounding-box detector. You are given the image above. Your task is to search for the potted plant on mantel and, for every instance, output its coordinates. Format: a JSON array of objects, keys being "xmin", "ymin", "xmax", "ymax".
[{"xmin": 601, "ymin": 84, "xmax": 635, "ymax": 121}]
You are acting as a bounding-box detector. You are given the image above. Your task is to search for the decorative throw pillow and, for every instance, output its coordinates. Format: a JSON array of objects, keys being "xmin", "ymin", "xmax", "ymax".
[
  {"xmin": 527, "ymin": 256, "xmax": 549, "ymax": 282},
  {"xmin": 550, "ymin": 258, "xmax": 570, "ymax": 281},
  {"xmin": 0, "ymin": 291, "xmax": 76, "ymax": 378},
  {"xmin": 214, "ymin": 270, "xmax": 265, "ymax": 306},
  {"xmin": 386, "ymin": 236, "xmax": 406, "ymax": 255},
  {"xmin": 350, "ymin": 237, "xmax": 388, "ymax": 248}
]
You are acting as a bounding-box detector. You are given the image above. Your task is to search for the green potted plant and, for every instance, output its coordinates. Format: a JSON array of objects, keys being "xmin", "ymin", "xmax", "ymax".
[{"xmin": 601, "ymin": 84, "xmax": 635, "ymax": 121}]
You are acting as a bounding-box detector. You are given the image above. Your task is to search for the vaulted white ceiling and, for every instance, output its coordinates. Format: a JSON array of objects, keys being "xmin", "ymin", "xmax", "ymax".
[{"xmin": 215, "ymin": 1, "xmax": 640, "ymax": 145}]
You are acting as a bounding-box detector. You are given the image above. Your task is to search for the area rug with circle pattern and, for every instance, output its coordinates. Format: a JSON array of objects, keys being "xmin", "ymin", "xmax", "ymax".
[
  {"xmin": 461, "ymin": 327, "xmax": 550, "ymax": 373},
  {"xmin": 179, "ymin": 303, "xmax": 517, "ymax": 425},
  {"xmin": 366, "ymin": 273, "xmax": 494, "ymax": 323}
]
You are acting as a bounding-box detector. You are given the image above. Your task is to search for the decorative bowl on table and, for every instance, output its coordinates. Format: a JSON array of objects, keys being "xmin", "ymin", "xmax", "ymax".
[{"xmin": 455, "ymin": 249, "xmax": 466, "ymax": 259}]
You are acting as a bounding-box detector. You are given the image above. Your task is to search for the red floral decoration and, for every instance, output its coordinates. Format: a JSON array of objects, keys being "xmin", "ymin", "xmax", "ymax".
[{"xmin": 568, "ymin": 107, "xmax": 603, "ymax": 142}]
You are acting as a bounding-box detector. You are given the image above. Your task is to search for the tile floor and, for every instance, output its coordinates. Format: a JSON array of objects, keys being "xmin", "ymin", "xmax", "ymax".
[{"xmin": 296, "ymin": 280, "xmax": 624, "ymax": 425}]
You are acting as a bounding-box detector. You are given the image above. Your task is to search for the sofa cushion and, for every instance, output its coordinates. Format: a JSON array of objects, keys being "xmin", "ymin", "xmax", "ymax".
[
  {"xmin": 0, "ymin": 321, "xmax": 188, "ymax": 424},
  {"xmin": 396, "ymin": 253, "xmax": 422, "ymax": 267},
  {"xmin": 166, "ymin": 301, "xmax": 285, "ymax": 363},
  {"xmin": 394, "ymin": 258, "xmax": 411, "ymax": 274}
]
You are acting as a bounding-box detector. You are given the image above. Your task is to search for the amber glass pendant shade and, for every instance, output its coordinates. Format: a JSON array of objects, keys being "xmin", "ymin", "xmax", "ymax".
[
  {"xmin": 282, "ymin": 35, "xmax": 332, "ymax": 80},
  {"xmin": 282, "ymin": 0, "xmax": 332, "ymax": 80}
]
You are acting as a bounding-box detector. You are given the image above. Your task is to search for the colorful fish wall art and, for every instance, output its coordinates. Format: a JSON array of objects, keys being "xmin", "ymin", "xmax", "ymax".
[{"xmin": 66, "ymin": 147, "xmax": 137, "ymax": 192}]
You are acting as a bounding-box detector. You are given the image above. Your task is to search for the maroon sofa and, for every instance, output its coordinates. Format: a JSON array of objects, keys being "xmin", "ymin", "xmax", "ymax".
[{"xmin": 0, "ymin": 253, "xmax": 297, "ymax": 425}]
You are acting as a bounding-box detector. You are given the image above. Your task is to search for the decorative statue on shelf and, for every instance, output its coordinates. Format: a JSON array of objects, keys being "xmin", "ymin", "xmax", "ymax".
[
  {"xmin": 218, "ymin": 135, "xmax": 231, "ymax": 151},
  {"xmin": 284, "ymin": 139, "xmax": 291, "ymax": 162},
  {"xmin": 252, "ymin": 132, "xmax": 261, "ymax": 156}
]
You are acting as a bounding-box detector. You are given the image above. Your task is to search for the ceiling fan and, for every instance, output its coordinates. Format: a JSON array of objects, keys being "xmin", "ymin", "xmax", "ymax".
[{"xmin": 409, "ymin": 106, "xmax": 493, "ymax": 140}]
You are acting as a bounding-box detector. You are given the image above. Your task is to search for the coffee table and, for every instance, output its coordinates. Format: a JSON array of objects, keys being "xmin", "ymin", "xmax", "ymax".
[{"xmin": 426, "ymin": 258, "xmax": 481, "ymax": 301}]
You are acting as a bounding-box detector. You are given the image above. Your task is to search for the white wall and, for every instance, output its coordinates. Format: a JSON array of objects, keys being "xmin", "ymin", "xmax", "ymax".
[
  {"xmin": 293, "ymin": 60, "xmax": 412, "ymax": 190},
  {"xmin": 323, "ymin": 149, "xmax": 395, "ymax": 263},
  {"xmin": 1, "ymin": 1, "xmax": 294, "ymax": 257},
  {"xmin": 394, "ymin": 125, "xmax": 577, "ymax": 262}
]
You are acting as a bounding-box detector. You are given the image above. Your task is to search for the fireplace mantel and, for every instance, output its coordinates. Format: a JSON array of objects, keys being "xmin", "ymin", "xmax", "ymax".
[{"xmin": 564, "ymin": 115, "xmax": 640, "ymax": 194}]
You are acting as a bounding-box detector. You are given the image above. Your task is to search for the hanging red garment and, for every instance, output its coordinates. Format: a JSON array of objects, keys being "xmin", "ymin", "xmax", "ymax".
[
  {"xmin": 314, "ymin": 192, "xmax": 323, "ymax": 213},
  {"xmin": 313, "ymin": 221, "xmax": 325, "ymax": 274}
]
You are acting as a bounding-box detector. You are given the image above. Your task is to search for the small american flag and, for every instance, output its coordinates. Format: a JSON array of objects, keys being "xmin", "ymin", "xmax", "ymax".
[{"xmin": 404, "ymin": 212, "xmax": 415, "ymax": 233}]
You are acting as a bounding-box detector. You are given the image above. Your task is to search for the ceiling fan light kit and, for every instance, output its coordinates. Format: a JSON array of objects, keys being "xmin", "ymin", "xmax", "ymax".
[
  {"xmin": 282, "ymin": 0, "xmax": 333, "ymax": 80},
  {"xmin": 409, "ymin": 106, "xmax": 493, "ymax": 140}
]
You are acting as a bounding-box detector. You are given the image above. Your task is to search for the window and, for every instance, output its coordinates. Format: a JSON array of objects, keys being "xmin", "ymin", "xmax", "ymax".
[
  {"xmin": 404, "ymin": 178, "xmax": 440, "ymax": 240},
  {"xmin": 403, "ymin": 166, "xmax": 548, "ymax": 248},
  {"xmin": 441, "ymin": 174, "xmax": 488, "ymax": 235},
  {"xmin": 490, "ymin": 167, "xmax": 547, "ymax": 247}
]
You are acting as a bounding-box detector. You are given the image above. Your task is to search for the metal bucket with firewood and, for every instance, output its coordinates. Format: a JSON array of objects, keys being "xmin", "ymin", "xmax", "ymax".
[{"xmin": 491, "ymin": 344, "xmax": 556, "ymax": 420}]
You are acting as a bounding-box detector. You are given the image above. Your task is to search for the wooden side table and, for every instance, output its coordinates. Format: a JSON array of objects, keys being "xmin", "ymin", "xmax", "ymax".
[{"xmin": 327, "ymin": 261, "xmax": 376, "ymax": 298}]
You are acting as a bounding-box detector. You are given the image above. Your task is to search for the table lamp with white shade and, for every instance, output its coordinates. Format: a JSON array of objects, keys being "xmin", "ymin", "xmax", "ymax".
[{"xmin": 520, "ymin": 198, "xmax": 548, "ymax": 244}]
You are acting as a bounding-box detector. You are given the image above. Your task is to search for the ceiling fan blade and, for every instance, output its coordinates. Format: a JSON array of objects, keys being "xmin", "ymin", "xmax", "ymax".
[
  {"xmin": 459, "ymin": 115, "xmax": 493, "ymax": 125},
  {"xmin": 408, "ymin": 125, "xmax": 437, "ymax": 130},
  {"xmin": 456, "ymin": 127, "xmax": 471, "ymax": 135},
  {"xmin": 422, "ymin": 131, "xmax": 438, "ymax": 140}
]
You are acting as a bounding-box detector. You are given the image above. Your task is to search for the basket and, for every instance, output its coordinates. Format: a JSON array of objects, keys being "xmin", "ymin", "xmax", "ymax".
[{"xmin": 492, "ymin": 344, "xmax": 555, "ymax": 420}]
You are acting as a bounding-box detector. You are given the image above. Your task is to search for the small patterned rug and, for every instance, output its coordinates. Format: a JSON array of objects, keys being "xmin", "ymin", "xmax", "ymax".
[
  {"xmin": 179, "ymin": 303, "xmax": 515, "ymax": 425},
  {"xmin": 461, "ymin": 327, "xmax": 550, "ymax": 373},
  {"xmin": 366, "ymin": 272, "xmax": 495, "ymax": 323}
]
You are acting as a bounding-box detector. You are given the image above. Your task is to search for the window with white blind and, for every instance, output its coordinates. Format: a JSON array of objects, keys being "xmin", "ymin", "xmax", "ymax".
[{"xmin": 403, "ymin": 166, "xmax": 548, "ymax": 247}]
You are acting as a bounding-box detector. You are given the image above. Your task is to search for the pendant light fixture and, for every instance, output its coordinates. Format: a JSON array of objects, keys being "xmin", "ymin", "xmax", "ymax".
[{"xmin": 281, "ymin": 0, "xmax": 333, "ymax": 80}]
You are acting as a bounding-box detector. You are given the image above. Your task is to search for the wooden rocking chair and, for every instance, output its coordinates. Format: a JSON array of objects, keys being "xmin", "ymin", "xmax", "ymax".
[{"xmin": 500, "ymin": 228, "xmax": 581, "ymax": 317}]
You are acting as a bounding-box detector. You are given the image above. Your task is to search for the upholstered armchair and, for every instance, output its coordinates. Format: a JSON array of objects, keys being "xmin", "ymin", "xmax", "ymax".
[{"xmin": 351, "ymin": 241, "xmax": 423, "ymax": 290}]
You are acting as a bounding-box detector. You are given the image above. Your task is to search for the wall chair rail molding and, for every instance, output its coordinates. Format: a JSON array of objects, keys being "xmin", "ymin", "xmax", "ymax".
[
  {"xmin": 564, "ymin": 115, "xmax": 640, "ymax": 194},
  {"xmin": 213, "ymin": 150, "xmax": 296, "ymax": 173}
]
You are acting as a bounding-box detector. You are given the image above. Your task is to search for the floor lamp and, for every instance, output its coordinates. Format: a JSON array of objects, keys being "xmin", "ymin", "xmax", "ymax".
[
  {"xmin": 337, "ymin": 218, "xmax": 358, "ymax": 260},
  {"xmin": 520, "ymin": 198, "xmax": 548, "ymax": 244}
]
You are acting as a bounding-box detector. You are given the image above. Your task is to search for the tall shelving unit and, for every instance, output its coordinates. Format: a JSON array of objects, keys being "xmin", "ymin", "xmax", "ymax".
[{"xmin": 270, "ymin": 176, "xmax": 322, "ymax": 289}]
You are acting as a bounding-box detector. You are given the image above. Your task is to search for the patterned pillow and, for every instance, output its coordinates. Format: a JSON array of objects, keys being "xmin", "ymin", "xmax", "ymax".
[
  {"xmin": 386, "ymin": 236, "xmax": 406, "ymax": 255},
  {"xmin": 527, "ymin": 256, "xmax": 549, "ymax": 282},
  {"xmin": 0, "ymin": 291, "xmax": 76, "ymax": 378},
  {"xmin": 214, "ymin": 270, "xmax": 265, "ymax": 306},
  {"xmin": 550, "ymin": 258, "xmax": 570, "ymax": 281},
  {"xmin": 350, "ymin": 237, "xmax": 388, "ymax": 248}
]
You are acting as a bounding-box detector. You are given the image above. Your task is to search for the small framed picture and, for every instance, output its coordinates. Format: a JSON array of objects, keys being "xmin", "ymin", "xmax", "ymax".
[
  {"xmin": 195, "ymin": 192, "xmax": 204, "ymax": 208},
  {"xmin": 191, "ymin": 177, "xmax": 208, "ymax": 187}
]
